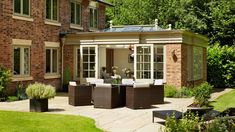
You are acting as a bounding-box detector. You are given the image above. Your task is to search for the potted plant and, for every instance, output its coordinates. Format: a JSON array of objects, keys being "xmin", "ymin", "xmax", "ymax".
[
  {"xmin": 187, "ymin": 82, "xmax": 213, "ymax": 116},
  {"xmin": 26, "ymin": 82, "xmax": 56, "ymax": 112}
]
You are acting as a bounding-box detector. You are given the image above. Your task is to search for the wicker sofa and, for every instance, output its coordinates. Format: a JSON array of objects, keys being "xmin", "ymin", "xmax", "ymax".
[{"xmin": 151, "ymin": 84, "xmax": 164, "ymax": 104}]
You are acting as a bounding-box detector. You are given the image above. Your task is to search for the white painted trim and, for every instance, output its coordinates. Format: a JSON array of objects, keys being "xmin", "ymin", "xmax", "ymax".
[
  {"xmin": 44, "ymin": 74, "xmax": 61, "ymax": 79},
  {"xmin": 134, "ymin": 44, "xmax": 154, "ymax": 83},
  {"xmin": 12, "ymin": 39, "xmax": 32, "ymax": 46},
  {"xmin": 70, "ymin": 24, "xmax": 83, "ymax": 30},
  {"xmin": 45, "ymin": 42, "xmax": 60, "ymax": 47},
  {"xmin": 12, "ymin": 15, "xmax": 34, "ymax": 22},
  {"xmin": 80, "ymin": 45, "xmax": 98, "ymax": 82},
  {"xmin": 45, "ymin": 20, "xmax": 61, "ymax": 27},
  {"xmin": 163, "ymin": 45, "xmax": 166, "ymax": 82},
  {"xmin": 89, "ymin": 1, "xmax": 98, "ymax": 7},
  {"xmin": 12, "ymin": 76, "xmax": 33, "ymax": 82}
]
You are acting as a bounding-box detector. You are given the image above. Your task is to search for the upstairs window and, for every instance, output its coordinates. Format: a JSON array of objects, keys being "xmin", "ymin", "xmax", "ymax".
[
  {"xmin": 46, "ymin": 0, "xmax": 58, "ymax": 21},
  {"xmin": 89, "ymin": 8, "xmax": 98, "ymax": 28},
  {"xmin": 14, "ymin": 0, "xmax": 30, "ymax": 16},
  {"xmin": 71, "ymin": 2, "xmax": 81, "ymax": 25}
]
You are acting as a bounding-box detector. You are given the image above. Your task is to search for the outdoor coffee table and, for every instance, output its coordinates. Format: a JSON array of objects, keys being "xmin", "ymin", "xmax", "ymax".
[{"xmin": 152, "ymin": 110, "xmax": 182, "ymax": 123}]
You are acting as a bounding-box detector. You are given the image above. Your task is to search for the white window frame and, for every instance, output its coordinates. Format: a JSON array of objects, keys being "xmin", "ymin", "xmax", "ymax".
[
  {"xmin": 89, "ymin": 7, "xmax": 98, "ymax": 29},
  {"xmin": 134, "ymin": 44, "xmax": 154, "ymax": 83},
  {"xmin": 45, "ymin": 0, "xmax": 59, "ymax": 21},
  {"xmin": 13, "ymin": 0, "xmax": 30, "ymax": 16},
  {"xmin": 45, "ymin": 48, "xmax": 59, "ymax": 75},
  {"xmin": 70, "ymin": 1, "xmax": 81, "ymax": 26},
  {"xmin": 154, "ymin": 45, "xmax": 165, "ymax": 81},
  {"xmin": 80, "ymin": 45, "xmax": 98, "ymax": 80},
  {"xmin": 13, "ymin": 46, "xmax": 31, "ymax": 76}
]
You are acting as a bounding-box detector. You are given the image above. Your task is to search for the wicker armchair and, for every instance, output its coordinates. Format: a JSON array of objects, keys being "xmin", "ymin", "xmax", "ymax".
[
  {"xmin": 151, "ymin": 80, "xmax": 164, "ymax": 104},
  {"xmin": 68, "ymin": 82, "xmax": 92, "ymax": 106},
  {"xmin": 93, "ymin": 84, "xmax": 119, "ymax": 109},
  {"xmin": 126, "ymin": 83, "xmax": 151, "ymax": 109}
]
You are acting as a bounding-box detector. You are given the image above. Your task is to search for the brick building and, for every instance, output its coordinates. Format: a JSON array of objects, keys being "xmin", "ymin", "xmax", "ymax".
[
  {"xmin": 64, "ymin": 24, "xmax": 208, "ymax": 88},
  {"xmin": 0, "ymin": 0, "xmax": 208, "ymax": 94},
  {"xmin": 0, "ymin": 0, "xmax": 110, "ymax": 94}
]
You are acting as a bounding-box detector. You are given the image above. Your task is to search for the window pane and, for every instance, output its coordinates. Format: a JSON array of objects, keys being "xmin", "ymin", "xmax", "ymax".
[
  {"xmin": 14, "ymin": 47, "xmax": 21, "ymax": 75},
  {"xmin": 52, "ymin": 49, "xmax": 57, "ymax": 73},
  {"xmin": 46, "ymin": 0, "xmax": 51, "ymax": 19},
  {"xmin": 14, "ymin": 0, "xmax": 21, "ymax": 14},
  {"xmin": 90, "ymin": 47, "xmax": 95, "ymax": 54},
  {"xmin": 52, "ymin": 0, "xmax": 58, "ymax": 20},
  {"xmin": 24, "ymin": 48, "xmax": 30, "ymax": 75},
  {"xmin": 94, "ymin": 9, "xmax": 98, "ymax": 28},
  {"xmin": 89, "ymin": 71, "xmax": 95, "ymax": 77},
  {"xmin": 70, "ymin": 2, "xmax": 75, "ymax": 24},
  {"xmin": 23, "ymin": 0, "xmax": 29, "ymax": 15},
  {"xmin": 46, "ymin": 49, "xmax": 51, "ymax": 73},
  {"xmin": 89, "ymin": 8, "xmax": 93, "ymax": 27},
  {"xmin": 90, "ymin": 55, "xmax": 95, "ymax": 62},
  {"xmin": 76, "ymin": 4, "xmax": 81, "ymax": 25}
]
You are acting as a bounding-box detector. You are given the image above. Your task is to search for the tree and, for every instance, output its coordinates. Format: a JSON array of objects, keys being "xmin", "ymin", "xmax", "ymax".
[{"xmin": 106, "ymin": 0, "xmax": 235, "ymax": 46}]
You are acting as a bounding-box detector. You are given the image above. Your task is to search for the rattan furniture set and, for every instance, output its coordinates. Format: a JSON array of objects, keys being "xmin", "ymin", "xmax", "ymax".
[{"xmin": 68, "ymin": 81, "xmax": 164, "ymax": 109}]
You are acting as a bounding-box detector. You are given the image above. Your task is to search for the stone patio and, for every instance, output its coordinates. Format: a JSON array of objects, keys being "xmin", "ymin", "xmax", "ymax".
[
  {"xmin": 0, "ymin": 88, "xmax": 232, "ymax": 132},
  {"xmin": 0, "ymin": 95, "xmax": 192, "ymax": 132}
]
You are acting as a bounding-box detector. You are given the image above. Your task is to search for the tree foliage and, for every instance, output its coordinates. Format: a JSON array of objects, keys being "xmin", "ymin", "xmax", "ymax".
[
  {"xmin": 106, "ymin": 0, "xmax": 235, "ymax": 46},
  {"xmin": 207, "ymin": 44, "xmax": 235, "ymax": 88}
]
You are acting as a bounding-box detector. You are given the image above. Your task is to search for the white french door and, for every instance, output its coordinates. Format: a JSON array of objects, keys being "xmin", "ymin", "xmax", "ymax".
[
  {"xmin": 134, "ymin": 44, "xmax": 154, "ymax": 83},
  {"xmin": 80, "ymin": 45, "xmax": 98, "ymax": 82}
]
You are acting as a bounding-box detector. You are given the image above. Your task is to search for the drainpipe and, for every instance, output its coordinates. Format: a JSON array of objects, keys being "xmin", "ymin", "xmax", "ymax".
[{"xmin": 60, "ymin": 33, "xmax": 66, "ymax": 90}]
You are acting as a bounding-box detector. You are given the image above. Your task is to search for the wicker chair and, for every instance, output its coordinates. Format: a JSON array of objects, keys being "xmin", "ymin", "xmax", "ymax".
[
  {"xmin": 126, "ymin": 83, "xmax": 151, "ymax": 109},
  {"xmin": 93, "ymin": 84, "xmax": 119, "ymax": 109},
  {"xmin": 151, "ymin": 80, "xmax": 164, "ymax": 104},
  {"xmin": 68, "ymin": 82, "xmax": 92, "ymax": 106}
]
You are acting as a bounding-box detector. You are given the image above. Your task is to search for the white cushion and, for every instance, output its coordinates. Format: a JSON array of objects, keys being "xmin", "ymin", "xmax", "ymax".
[
  {"xmin": 86, "ymin": 78, "xmax": 104, "ymax": 84},
  {"xmin": 122, "ymin": 79, "xmax": 134, "ymax": 85},
  {"xmin": 69, "ymin": 81, "xmax": 77, "ymax": 86},
  {"xmin": 154, "ymin": 79, "xmax": 164, "ymax": 85},
  {"xmin": 133, "ymin": 83, "xmax": 150, "ymax": 88},
  {"xmin": 96, "ymin": 83, "xmax": 112, "ymax": 88}
]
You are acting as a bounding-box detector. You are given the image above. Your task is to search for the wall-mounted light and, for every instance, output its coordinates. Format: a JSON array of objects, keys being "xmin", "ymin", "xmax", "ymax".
[
  {"xmin": 171, "ymin": 49, "xmax": 176, "ymax": 57},
  {"xmin": 129, "ymin": 45, "xmax": 134, "ymax": 51}
]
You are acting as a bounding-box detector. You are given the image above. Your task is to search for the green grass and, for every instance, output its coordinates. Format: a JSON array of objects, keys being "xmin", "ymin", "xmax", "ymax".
[
  {"xmin": 0, "ymin": 110, "xmax": 102, "ymax": 132},
  {"xmin": 211, "ymin": 89, "xmax": 235, "ymax": 112}
]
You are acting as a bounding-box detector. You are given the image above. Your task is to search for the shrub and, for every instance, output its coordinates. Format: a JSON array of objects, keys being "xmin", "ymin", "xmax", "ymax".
[
  {"xmin": 16, "ymin": 82, "xmax": 27, "ymax": 100},
  {"xmin": 193, "ymin": 82, "xmax": 213, "ymax": 107},
  {"xmin": 7, "ymin": 96, "xmax": 19, "ymax": 102},
  {"xmin": 164, "ymin": 112, "xmax": 203, "ymax": 132},
  {"xmin": 179, "ymin": 86, "xmax": 194, "ymax": 98},
  {"xmin": 164, "ymin": 113, "xmax": 235, "ymax": 132},
  {"xmin": 26, "ymin": 82, "xmax": 56, "ymax": 99},
  {"xmin": 207, "ymin": 44, "xmax": 235, "ymax": 88},
  {"xmin": 164, "ymin": 84, "xmax": 178, "ymax": 97},
  {"xmin": 0, "ymin": 66, "xmax": 11, "ymax": 101},
  {"xmin": 206, "ymin": 116, "xmax": 235, "ymax": 132}
]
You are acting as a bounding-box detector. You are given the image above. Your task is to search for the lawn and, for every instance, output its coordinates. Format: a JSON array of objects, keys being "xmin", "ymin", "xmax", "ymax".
[
  {"xmin": 211, "ymin": 89, "xmax": 235, "ymax": 112},
  {"xmin": 0, "ymin": 110, "xmax": 102, "ymax": 132}
]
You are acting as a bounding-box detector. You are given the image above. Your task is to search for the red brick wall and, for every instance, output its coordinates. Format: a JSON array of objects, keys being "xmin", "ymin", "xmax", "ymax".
[
  {"xmin": 166, "ymin": 44, "xmax": 183, "ymax": 89},
  {"xmin": 0, "ymin": 0, "xmax": 106, "ymax": 94}
]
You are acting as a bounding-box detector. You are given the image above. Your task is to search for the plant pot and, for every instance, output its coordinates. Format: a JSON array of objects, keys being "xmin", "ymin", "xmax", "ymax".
[
  {"xmin": 62, "ymin": 84, "xmax": 68, "ymax": 92},
  {"xmin": 30, "ymin": 98, "xmax": 48, "ymax": 112}
]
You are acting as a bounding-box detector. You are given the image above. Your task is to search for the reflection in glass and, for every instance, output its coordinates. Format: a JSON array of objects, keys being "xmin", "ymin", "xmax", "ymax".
[
  {"xmin": 24, "ymin": 48, "xmax": 29, "ymax": 74},
  {"xmin": 46, "ymin": 49, "xmax": 51, "ymax": 73},
  {"xmin": 23, "ymin": 0, "xmax": 29, "ymax": 15},
  {"xmin": 52, "ymin": 49, "xmax": 57, "ymax": 73},
  {"xmin": 14, "ymin": 47, "xmax": 20, "ymax": 75}
]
